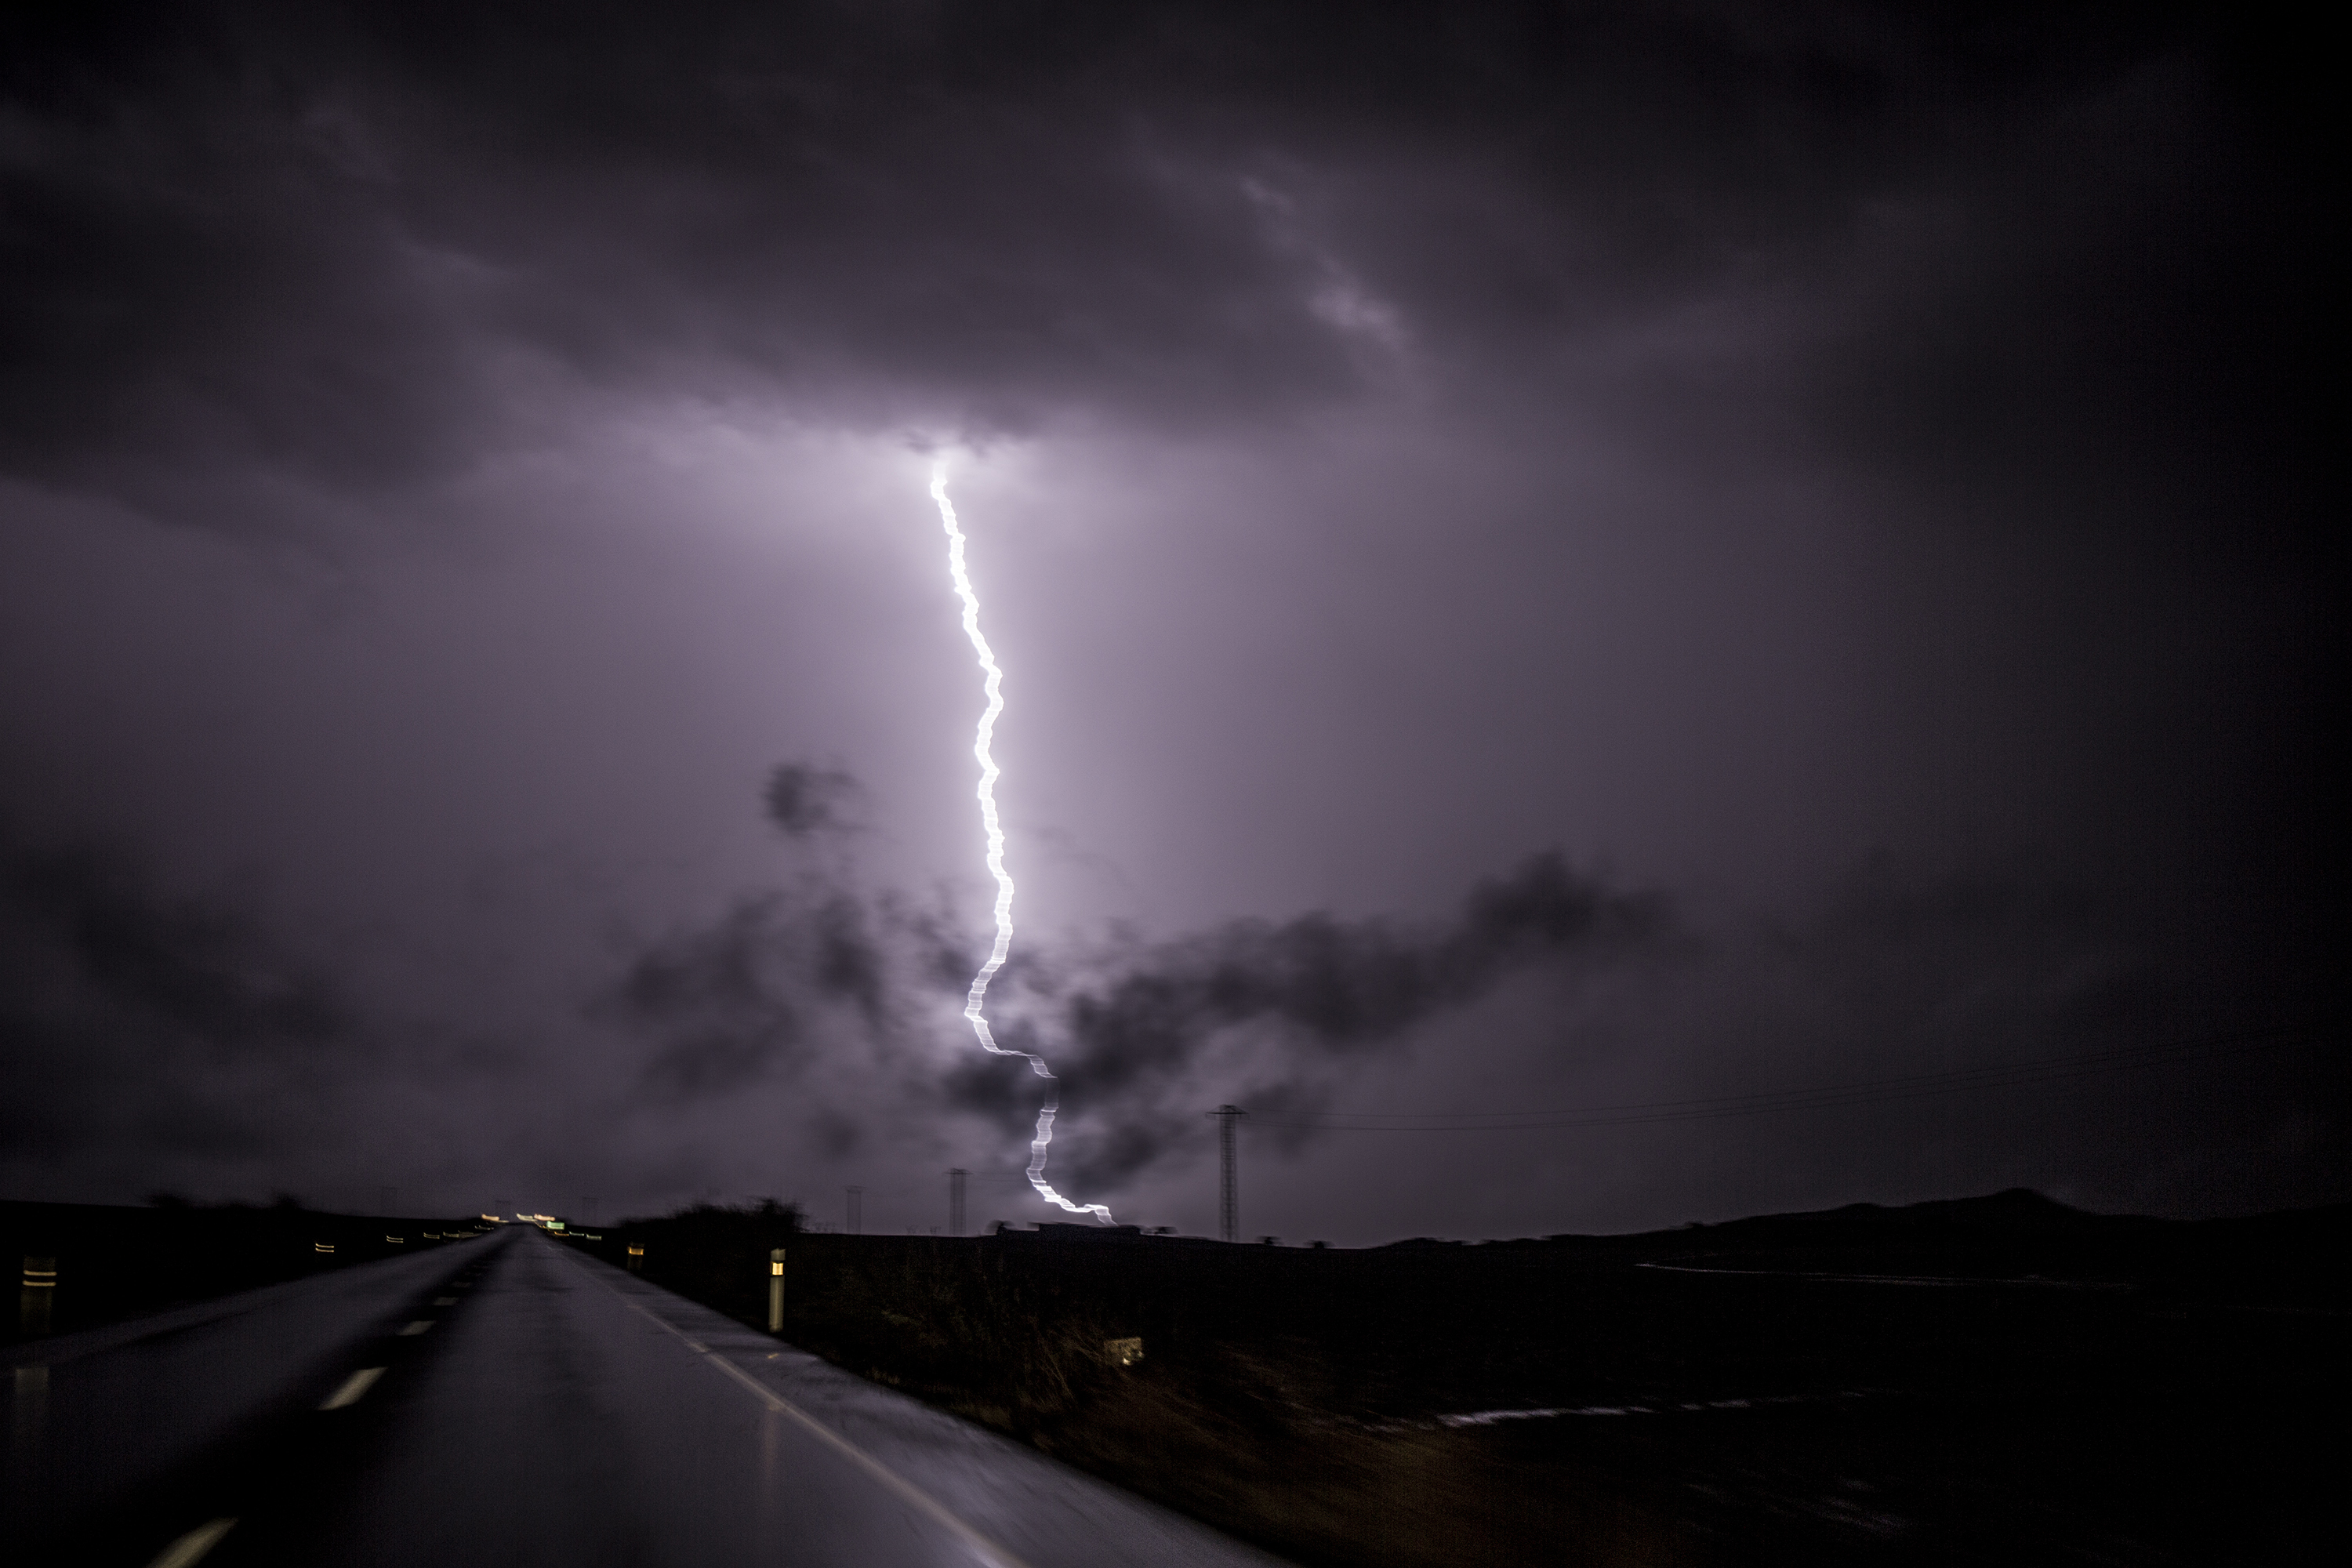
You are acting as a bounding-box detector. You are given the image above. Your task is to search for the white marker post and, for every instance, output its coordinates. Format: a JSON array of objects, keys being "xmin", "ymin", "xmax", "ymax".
[
  {"xmin": 20, "ymin": 1255, "xmax": 55, "ymax": 1338},
  {"xmin": 768, "ymin": 1248, "xmax": 786, "ymax": 1334}
]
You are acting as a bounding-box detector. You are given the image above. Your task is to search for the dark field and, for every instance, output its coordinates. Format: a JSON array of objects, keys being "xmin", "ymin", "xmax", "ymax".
[
  {"xmin": 602, "ymin": 1192, "xmax": 2350, "ymax": 1566},
  {"xmin": 2, "ymin": 1200, "xmax": 485, "ymax": 1347}
]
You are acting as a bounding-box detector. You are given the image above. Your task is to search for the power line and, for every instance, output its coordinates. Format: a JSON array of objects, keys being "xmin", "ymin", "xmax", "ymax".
[{"xmin": 1246, "ymin": 1021, "xmax": 2327, "ymax": 1134}]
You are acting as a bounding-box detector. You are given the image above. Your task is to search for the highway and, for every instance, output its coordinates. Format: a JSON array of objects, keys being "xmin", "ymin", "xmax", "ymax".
[{"xmin": 4, "ymin": 1225, "xmax": 1289, "ymax": 1567}]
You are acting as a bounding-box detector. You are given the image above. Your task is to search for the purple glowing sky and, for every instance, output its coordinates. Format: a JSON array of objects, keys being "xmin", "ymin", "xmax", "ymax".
[{"xmin": 0, "ymin": 3, "xmax": 2335, "ymax": 1238}]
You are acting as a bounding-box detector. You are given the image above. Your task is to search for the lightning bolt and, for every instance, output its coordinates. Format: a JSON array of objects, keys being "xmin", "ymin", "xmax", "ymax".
[{"xmin": 931, "ymin": 466, "xmax": 1114, "ymax": 1225}]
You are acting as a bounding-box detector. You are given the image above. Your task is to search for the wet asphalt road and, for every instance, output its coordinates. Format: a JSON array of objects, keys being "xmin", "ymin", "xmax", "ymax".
[{"xmin": 5, "ymin": 1225, "xmax": 1287, "ymax": 1568}]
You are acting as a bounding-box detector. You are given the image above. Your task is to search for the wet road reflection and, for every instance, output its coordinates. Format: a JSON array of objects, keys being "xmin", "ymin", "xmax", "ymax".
[{"xmin": 5, "ymin": 1226, "xmax": 1285, "ymax": 1568}]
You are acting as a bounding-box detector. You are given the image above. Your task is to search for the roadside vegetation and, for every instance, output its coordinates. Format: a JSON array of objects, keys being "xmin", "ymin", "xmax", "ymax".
[{"xmin": 597, "ymin": 1192, "xmax": 2349, "ymax": 1566}]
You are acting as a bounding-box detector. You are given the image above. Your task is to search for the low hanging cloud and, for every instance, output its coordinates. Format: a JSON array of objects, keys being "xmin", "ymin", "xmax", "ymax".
[
  {"xmin": 0, "ymin": 835, "xmax": 361, "ymax": 1180},
  {"xmin": 605, "ymin": 884, "xmax": 891, "ymax": 1102},
  {"xmin": 5, "ymin": 789, "xmax": 2333, "ymax": 1221},
  {"xmin": 949, "ymin": 853, "xmax": 1668, "ymax": 1186},
  {"xmin": 590, "ymin": 760, "xmax": 2342, "ymax": 1219},
  {"xmin": 4, "ymin": 843, "xmax": 350, "ymax": 1051},
  {"xmin": 601, "ymin": 790, "xmax": 1670, "ymax": 1191},
  {"xmin": 761, "ymin": 763, "xmax": 866, "ymax": 840}
]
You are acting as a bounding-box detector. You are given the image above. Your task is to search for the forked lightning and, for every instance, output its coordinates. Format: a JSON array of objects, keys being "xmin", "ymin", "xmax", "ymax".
[{"xmin": 931, "ymin": 466, "xmax": 1113, "ymax": 1224}]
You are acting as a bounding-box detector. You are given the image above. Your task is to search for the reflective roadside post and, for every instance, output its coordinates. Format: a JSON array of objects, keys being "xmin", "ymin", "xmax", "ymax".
[
  {"xmin": 20, "ymin": 1256, "xmax": 55, "ymax": 1338},
  {"xmin": 626, "ymin": 1244, "xmax": 644, "ymax": 1273},
  {"xmin": 768, "ymin": 1248, "xmax": 786, "ymax": 1334}
]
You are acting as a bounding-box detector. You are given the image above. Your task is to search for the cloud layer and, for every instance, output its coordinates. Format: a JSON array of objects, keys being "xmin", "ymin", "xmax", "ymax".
[
  {"xmin": 5, "ymin": 2, "xmax": 2321, "ymax": 550},
  {"xmin": 1, "ymin": 5, "xmax": 2334, "ymax": 1229}
]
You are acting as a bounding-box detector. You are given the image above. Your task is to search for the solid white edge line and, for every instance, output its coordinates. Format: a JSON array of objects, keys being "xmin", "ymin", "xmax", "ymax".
[
  {"xmin": 319, "ymin": 1366, "xmax": 387, "ymax": 1410},
  {"xmin": 570, "ymin": 1251, "xmax": 1030, "ymax": 1568},
  {"xmin": 143, "ymin": 1516, "xmax": 238, "ymax": 1568}
]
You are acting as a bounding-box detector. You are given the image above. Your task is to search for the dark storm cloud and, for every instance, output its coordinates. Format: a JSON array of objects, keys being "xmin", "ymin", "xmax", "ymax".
[
  {"xmin": 1013, "ymin": 854, "xmax": 1668, "ymax": 1186},
  {"xmin": 1713, "ymin": 855, "xmax": 2164, "ymax": 1107},
  {"xmin": 762, "ymin": 763, "xmax": 862, "ymax": 840},
  {"xmin": 589, "ymin": 849, "xmax": 1663, "ymax": 1181},
  {"xmin": 0, "ymin": 835, "xmax": 354, "ymax": 1163},
  {"xmin": 1019, "ymin": 847, "xmax": 2339, "ymax": 1211},
  {"xmin": 2, "ymin": 2, "xmax": 2331, "ymax": 1225},
  {"xmin": 5, "ymin": 2, "xmax": 2314, "ymax": 529},
  {"xmin": 1, "ymin": 0, "xmax": 1348, "ymax": 491},
  {"xmin": 1606, "ymin": 851, "xmax": 2345, "ymax": 1218},
  {"xmin": 2, "ymin": 841, "xmax": 348, "ymax": 1052},
  {"xmin": 1058, "ymin": 855, "xmax": 1653, "ymax": 1085},
  {"xmin": 681, "ymin": 852, "xmax": 1665, "ymax": 1188},
  {"xmin": 592, "ymin": 834, "xmax": 2346, "ymax": 1214},
  {"xmin": 606, "ymin": 881, "xmax": 891, "ymax": 1101}
]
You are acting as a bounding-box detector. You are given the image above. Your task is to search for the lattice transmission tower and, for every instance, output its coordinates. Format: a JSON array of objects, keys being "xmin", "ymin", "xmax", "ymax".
[{"xmin": 1209, "ymin": 1105, "xmax": 1246, "ymax": 1243}]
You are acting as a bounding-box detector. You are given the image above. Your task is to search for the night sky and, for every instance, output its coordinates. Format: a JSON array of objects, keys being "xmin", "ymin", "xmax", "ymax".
[{"xmin": 2, "ymin": 2, "xmax": 2336, "ymax": 1241}]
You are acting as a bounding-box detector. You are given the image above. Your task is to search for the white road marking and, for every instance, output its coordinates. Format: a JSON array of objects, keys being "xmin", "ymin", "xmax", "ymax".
[
  {"xmin": 434, "ymin": 1297, "xmax": 458, "ymax": 1305},
  {"xmin": 145, "ymin": 1516, "xmax": 236, "ymax": 1567},
  {"xmin": 569, "ymin": 1254, "xmax": 1031, "ymax": 1568},
  {"xmin": 320, "ymin": 1367, "xmax": 387, "ymax": 1410},
  {"xmin": 397, "ymin": 1319, "xmax": 434, "ymax": 1336}
]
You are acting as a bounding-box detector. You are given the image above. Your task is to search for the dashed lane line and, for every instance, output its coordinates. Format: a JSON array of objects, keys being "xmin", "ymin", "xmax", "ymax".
[
  {"xmin": 397, "ymin": 1320, "xmax": 435, "ymax": 1336},
  {"xmin": 319, "ymin": 1367, "xmax": 387, "ymax": 1410},
  {"xmin": 143, "ymin": 1517, "xmax": 237, "ymax": 1568}
]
